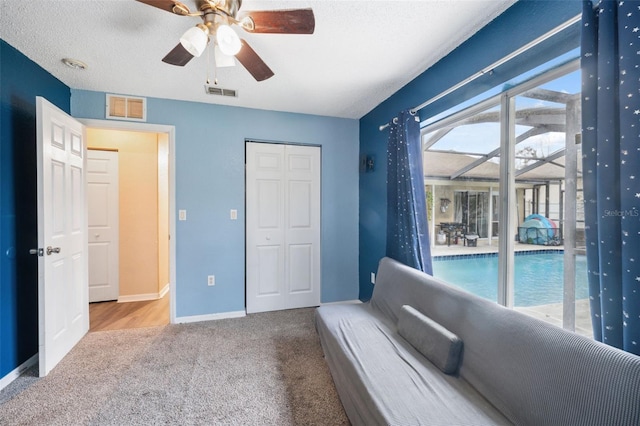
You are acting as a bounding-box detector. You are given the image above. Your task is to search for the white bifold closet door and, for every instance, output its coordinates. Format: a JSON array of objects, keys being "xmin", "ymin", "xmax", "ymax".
[{"xmin": 246, "ymin": 142, "xmax": 321, "ymax": 314}]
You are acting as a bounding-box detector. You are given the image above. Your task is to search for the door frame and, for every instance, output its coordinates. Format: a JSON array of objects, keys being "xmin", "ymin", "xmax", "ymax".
[{"xmin": 79, "ymin": 119, "xmax": 177, "ymax": 324}]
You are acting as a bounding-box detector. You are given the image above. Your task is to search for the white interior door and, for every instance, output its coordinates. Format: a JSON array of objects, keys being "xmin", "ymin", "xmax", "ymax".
[
  {"xmin": 87, "ymin": 149, "xmax": 119, "ymax": 302},
  {"xmin": 246, "ymin": 142, "xmax": 320, "ymax": 314},
  {"xmin": 36, "ymin": 97, "xmax": 89, "ymax": 377}
]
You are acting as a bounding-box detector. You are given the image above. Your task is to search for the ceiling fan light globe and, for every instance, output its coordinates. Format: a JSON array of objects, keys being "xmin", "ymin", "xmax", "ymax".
[
  {"xmin": 215, "ymin": 46, "xmax": 236, "ymax": 67},
  {"xmin": 180, "ymin": 26, "xmax": 209, "ymax": 57},
  {"xmin": 216, "ymin": 25, "xmax": 241, "ymax": 56}
]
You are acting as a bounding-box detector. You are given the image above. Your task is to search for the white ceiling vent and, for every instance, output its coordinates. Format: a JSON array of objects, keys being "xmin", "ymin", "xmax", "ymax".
[
  {"xmin": 205, "ymin": 85, "xmax": 238, "ymax": 98},
  {"xmin": 105, "ymin": 94, "xmax": 147, "ymax": 121}
]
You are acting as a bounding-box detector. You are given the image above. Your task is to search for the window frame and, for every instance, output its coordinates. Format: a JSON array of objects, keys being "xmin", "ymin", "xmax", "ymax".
[{"xmin": 422, "ymin": 58, "xmax": 581, "ymax": 329}]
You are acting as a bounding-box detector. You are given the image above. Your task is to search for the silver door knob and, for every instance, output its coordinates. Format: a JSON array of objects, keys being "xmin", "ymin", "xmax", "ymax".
[
  {"xmin": 46, "ymin": 246, "xmax": 61, "ymax": 255},
  {"xmin": 29, "ymin": 248, "xmax": 44, "ymax": 256}
]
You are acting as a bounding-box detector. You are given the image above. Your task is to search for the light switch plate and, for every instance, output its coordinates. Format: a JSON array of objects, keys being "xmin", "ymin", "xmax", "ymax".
[
  {"xmin": 179, "ymin": 210, "xmax": 187, "ymax": 221},
  {"xmin": 230, "ymin": 209, "xmax": 237, "ymax": 220}
]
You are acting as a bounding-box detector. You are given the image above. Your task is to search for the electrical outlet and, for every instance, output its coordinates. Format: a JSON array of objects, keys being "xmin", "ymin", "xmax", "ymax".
[
  {"xmin": 371, "ymin": 272, "xmax": 376, "ymax": 284},
  {"xmin": 208, "ymin": 275, "xmax": 215, "ymax": 286}
]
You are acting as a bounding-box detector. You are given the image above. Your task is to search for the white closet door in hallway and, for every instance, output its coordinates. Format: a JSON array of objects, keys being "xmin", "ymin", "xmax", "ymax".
[
  {"xmin": 246, "ymin": 142, "xmax": 321, "ymax": 314},
  {"xmin": 87, "ymin": 149, "xmax": 119, "ymax": 302}
]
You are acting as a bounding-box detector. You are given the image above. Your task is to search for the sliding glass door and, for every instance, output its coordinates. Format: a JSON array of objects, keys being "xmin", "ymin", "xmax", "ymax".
[
  {"xmin": 424, "ymin": 59, "xmax": 590, "ymax": 336},
  {"xmin": 454, "ymin": 191, "xmax": 489, "ymax": 237}
]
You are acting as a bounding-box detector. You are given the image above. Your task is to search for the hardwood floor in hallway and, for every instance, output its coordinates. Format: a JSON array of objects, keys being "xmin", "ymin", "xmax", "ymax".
[{"xmin": 89, "ymin": 293, "xmax": 169, "ymax": 332}]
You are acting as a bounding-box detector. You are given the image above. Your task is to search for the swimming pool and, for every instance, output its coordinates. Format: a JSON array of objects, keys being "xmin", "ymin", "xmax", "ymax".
[{"xmin": 432, "ymin": 251, "xmax": 588, "ymax": 307}]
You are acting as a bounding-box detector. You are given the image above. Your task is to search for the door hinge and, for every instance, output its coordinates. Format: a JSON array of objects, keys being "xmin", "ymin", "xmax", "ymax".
[{"xmin": 29, "ymin": 248, "xmax": 44, "ymax": 257}]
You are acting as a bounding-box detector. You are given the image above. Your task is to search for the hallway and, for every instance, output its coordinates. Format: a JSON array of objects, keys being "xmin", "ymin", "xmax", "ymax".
[{"xmin": 89, "ymin": 293, "xmax": 169, "ymax": 332}]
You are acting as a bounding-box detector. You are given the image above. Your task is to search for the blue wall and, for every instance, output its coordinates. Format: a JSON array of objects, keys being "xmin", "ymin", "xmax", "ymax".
[
  {"xmin": 71, "ymin": 90, "xmax": 360, "ymax": 318},
  {"xmin": 1, "ymin": 40, "xmax": 71, "ymax": 378},
  {"xmin": 358, "ymin": 1, "xmax": 582, "ymax": 300}
]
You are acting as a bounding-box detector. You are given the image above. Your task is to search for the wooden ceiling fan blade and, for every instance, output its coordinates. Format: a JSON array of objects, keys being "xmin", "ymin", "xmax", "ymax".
[
  {"xmin": 238, "ymin": 9, "xmax": 315, "ymax": 34},
  {"xmin": 136, "ymin": 0, "xmax": 191, "ymax": 15},
  {"xmin": 235, "ymin": 40, "xmax": 274, "ymax": 81},
  {"xmin": 162, "ymin": 43, "xmax": 194, "ymax": 66}
]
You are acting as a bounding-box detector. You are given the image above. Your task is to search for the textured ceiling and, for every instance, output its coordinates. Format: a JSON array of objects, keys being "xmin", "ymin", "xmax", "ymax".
[{"xmin": 0, "ymin": 0, "xmax": 514, "ymax": 119}]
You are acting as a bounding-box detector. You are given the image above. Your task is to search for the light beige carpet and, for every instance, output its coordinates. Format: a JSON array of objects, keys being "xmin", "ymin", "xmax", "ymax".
[{"xmin": 0, "ymin": 308, "xmax": 349, "ymax": 426}]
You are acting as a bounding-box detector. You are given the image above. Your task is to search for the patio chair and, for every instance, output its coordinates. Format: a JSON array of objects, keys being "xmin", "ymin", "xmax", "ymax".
[{"xmin": 464, "ymin": 234, "xmax": 478, "ymax": 247}]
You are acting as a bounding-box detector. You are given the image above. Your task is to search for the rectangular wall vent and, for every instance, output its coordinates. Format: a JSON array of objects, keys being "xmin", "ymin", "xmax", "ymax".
[
  {"xmin": 204, "ymin": 85, "xmax": 238, "ymax": 97},
  {"xmin": 105, "ymin": 94, "xmax": 147, "ymax": 121}
]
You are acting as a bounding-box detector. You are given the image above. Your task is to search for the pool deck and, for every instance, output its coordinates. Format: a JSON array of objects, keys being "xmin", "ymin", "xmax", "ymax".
[
  {"xmin": 431, "ymin": 238, "xmax": 594, "ymax": 339},
  {"xmin": 515, "ymin": 299, "xmax": 593, "ymax": 339},
  {"xmin": 431, "ymin": 238, "xmax": 564, "ymax": 257}
]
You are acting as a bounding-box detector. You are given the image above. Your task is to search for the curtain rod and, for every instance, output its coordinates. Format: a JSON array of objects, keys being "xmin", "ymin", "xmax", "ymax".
[{"xmin": 378, "ymin": 13, "xmax": 581, "ymax": 131}]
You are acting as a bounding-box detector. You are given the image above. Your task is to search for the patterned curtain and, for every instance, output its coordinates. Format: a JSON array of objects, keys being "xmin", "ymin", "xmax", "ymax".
[
  {"xmin": 387, "ymin": 110, "xmax": 433, "ymax": 274},
  {"xmin": 581, "ymin": 0, "xmax": 640, "ymax": 355}
]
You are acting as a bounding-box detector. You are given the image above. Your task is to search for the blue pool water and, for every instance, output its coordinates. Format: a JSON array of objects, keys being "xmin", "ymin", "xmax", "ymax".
[{"xmin": 432, "ymin": 251, "xmax": 588, "ymax": 306}]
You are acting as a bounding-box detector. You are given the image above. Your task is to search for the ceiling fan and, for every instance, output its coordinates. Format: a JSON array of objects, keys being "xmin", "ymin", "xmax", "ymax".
[{"xmin": 137, "ymin": 0, "xmax": 315, "ymax": 81}]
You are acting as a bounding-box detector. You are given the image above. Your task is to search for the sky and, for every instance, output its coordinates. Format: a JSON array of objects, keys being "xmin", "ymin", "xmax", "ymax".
[{"xmin": 422, "ymin": 48, "xmax": 581, "ymax": 174}]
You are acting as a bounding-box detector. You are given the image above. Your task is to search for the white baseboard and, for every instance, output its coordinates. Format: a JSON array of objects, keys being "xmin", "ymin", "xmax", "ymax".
[
  {"xmin": 159, "ymin": 283, "xmax": 170, "ymax": 298},
  {"xmin": 175, "ymin": 310, "xmax": 246, "ymax": 324},
  {"xmin": 118, "ymin": 285, "xmax": 169, "ymax": 303},
  {"xmin": 321, "ymin": 299, "xmax": 363, "ymax": 305},
  {"xmin": 0, "ymin": 354, "xmax": 37, "ymax": 391}
]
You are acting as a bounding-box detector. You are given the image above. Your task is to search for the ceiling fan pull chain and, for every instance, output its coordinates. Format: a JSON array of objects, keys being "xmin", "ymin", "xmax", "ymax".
[
  {"xmin": 206, "ymin": 41, "xmax": 211, "ymax": 84},
  {"xmin": 205, "ymin": 41, "xmax": 219, "ymax": 85},
  {"xmin": 213, "ymin": 43, "xmax": 219, "ymax": 85}
]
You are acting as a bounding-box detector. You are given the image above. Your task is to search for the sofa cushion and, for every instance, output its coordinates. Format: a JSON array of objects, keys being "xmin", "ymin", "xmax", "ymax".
[{"xmin": 397, "ymin": 304, "xmax": 463, "ymax": 374}]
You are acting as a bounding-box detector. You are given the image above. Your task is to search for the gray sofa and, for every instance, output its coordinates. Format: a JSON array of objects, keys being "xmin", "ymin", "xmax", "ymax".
[{"xmin": 316, "ymin": 257, "xmax": 640, "ymax": 425}]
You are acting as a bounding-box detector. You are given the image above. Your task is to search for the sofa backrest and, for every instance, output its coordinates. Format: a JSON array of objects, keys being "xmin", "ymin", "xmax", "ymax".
[{"xmin": 371, "ymin": 256, "xmax": 640, "ymax": 426}]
